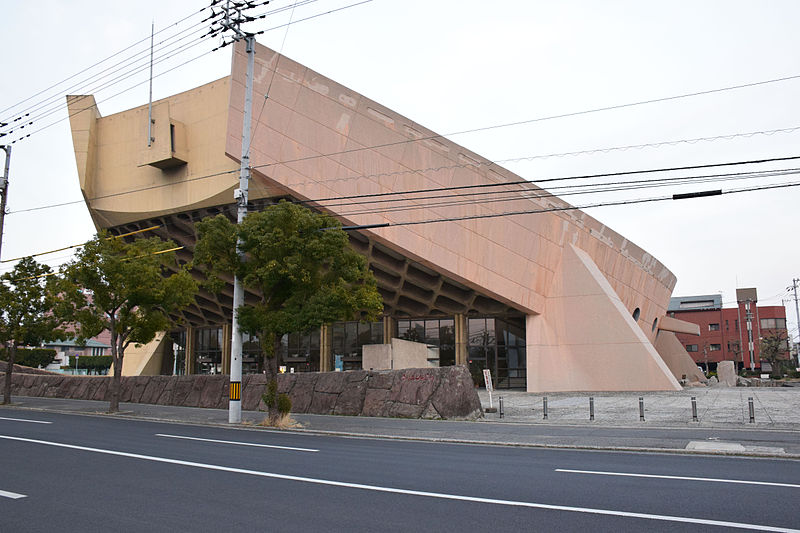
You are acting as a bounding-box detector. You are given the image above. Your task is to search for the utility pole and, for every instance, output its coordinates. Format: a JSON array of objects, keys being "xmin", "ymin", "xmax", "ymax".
[
  {"xmin": 0, "ymin": 145, "xmax": 11, "ymax": 262},
  {"xmin": 217, "ymin": 0, "xmax": 257, "ymax": 424},
  {"xmin": 745, "ymin": 300, "xmax": 755, "ymax": 372},
  {"xmin": 790, "ymin": 279, "xmax": 800, "ymax": 366}
]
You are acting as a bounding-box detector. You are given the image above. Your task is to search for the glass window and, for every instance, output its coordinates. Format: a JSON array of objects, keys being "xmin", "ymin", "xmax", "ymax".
[
  {"xmin": 468, "ymin": 318, "xmax": 486, "ymax": 346},
  {"xmin": 242, "ymin": 333, "xmax": 261, "ymax": 374},
  {"xmin": 332, "ymin": 321, "xmax": 383, "ymax": 371},
  {"xmin": 709, "ymin": 344, "xmax": 721, "ymax": 351},
  {"xmin": 709, "ymin": 323, "xmax": 720, "ymax": 331},
  {"xmin": 280, "ymin": 329, "xmax": 321, "ymax": 373},
  {"xmin": 466, "ymin": 317, "xmax": 525, "ymax": 389},
  {"xmin": 167, "ymin": 330, "xmax": 186, "ymax": 375},
  {"xmin": 396, "ymin": 318, "xmax": 456, "ymax": 367},
  {"xmin": 686, "ymin": 344, "xmax": 698, "ymax": 352},
  {"xmin": 760, "ymin": 318, "xmax": 787, "ymax": 330},
  {"xmin": 195, "ymin": 327, "xmax": 222, "ymax": 375}
]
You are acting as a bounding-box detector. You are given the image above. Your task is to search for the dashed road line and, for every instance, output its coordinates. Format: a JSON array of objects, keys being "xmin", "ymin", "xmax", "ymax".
[
  {"xmin": 556, "ymin": 468, "xmax": 800, "ymax": 488},
  {"xmin": 0, "ymin": 416, "xmax": 52, "ymax": 424},
  {"xmin": 155, "ymin": 433, "xmax": 318, "ymax": 452}
]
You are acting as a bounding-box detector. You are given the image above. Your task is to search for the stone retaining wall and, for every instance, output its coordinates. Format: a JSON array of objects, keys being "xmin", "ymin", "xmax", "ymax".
[{"xmin": 4, "ymin": 365, "xmax": 482, "ymax": 420}]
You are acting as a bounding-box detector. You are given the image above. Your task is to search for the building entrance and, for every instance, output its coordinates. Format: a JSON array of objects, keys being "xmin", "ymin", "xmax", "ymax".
[{"xmin": 467, "ymin": 317, "xmax": 526, "ymax": 389}]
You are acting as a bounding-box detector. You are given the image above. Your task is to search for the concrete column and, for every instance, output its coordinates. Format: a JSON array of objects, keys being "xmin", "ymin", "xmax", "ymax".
[
  {"xmin": 383, "ymin": 316, "xmax": 395, "ymax": 344},
  {"xmin": 184, "ymin": 326, "xmax": 195, "ymax": 374},
  {"xmin": 222, "ymin": 323, "xmax": 232, "ymax": 374},
  {"xmin": 455, "ymin": 313, "xmax": 468, "ymax": 365},
  {"xmin": 319, "ymin": 324, "xmax": 332, "ymax": 372}
]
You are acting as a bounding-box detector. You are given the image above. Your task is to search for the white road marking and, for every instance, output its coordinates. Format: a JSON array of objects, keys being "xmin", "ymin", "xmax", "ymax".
[
  {"xmin": 0, "ymin": 489, "xmax": 26, "ymax": 499},
  {"xmin": 556, "ymin": 469, "xmax": 800, "ymax": 489},
  {"xmin": 155, "ymin": 433, "xmax": 318, "ymax": 452},
  {"xmin": 686, "ymin": 441, "xmax": 785, "ymax": 454},
  {"xmin": 0, "ymin": 416, "xmax": 52, "ymax": 424},
  {"xmin": 0, "ymin": 434, "xmax": 797, "ymax": 533}
]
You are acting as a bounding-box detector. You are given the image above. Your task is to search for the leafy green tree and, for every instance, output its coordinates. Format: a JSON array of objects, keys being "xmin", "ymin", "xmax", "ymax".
[
  {"xmin": 194, "ymin": 201, "xmax": 383, "ymax": 418},
  {"xmin": 760, "ymin": 331, "xmax": 790, "ymax": 379},
  {"xmin": 0, "ymin": 257, "xmax": 63, "ymax": 404},
  {"xmin": 54, "ymin": 233, "xmax": 197, "ymax": 412}
]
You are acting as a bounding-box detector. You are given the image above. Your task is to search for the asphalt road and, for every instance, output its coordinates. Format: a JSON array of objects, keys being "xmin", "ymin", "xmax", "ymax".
[{"xmin": 1, "ymin": 412, "xmax": 799, "ymax": 532}]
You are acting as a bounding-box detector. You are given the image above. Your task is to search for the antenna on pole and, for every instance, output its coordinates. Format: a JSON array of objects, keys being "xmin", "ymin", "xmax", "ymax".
[{"xmin": 147, "ymin": 20, "xmax": 155, "ymax": 147}]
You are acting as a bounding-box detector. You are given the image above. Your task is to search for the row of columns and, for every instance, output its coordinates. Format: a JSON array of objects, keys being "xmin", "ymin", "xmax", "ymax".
[{"xmin": 178, "ymin": 313, "xmax": 471, "ymax": 375}]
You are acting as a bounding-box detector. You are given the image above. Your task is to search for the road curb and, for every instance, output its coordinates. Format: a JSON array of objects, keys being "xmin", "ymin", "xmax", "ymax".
[{"xmin": 5, "ymin": 403, "xmax": 799, "ymax": 460}]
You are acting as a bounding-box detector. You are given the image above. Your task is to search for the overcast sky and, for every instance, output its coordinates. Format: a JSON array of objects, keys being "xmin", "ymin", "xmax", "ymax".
[{"xmin": 1, "ymin": 0, "xmax": 798, "ymax": 340}]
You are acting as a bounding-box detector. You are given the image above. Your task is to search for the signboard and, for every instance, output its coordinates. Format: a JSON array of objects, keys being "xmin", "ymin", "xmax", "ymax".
[
  {"xmin": 334, "ymin": 354, "xmax": 343, "ymax": 372},
  {"xmin": 482, "ymin": 369, "xmax": 493, "ymax": 392}
]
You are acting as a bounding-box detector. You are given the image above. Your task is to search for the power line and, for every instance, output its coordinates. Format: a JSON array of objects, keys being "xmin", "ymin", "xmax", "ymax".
[
  {"xmin": 4, "ymin": 176, "xmax": 798, "ymax": 274},
  {"xmin": 4, "ymin": 0, "xmax": 371, "ymax": 146},
  {"xmin": 8, "ymin": 147, "xmax": 800, "ymax": 215},
  {"xmin": 383, "ymin": 180, "xmax": 800, "ymax": 229},
  {"xmin": 0, "ymin": 1, "xmax": 322, "ymax": 131},
  {"xmin": 5, "ymin": 42, "xmax": 217, "ymax": 145},
  {"xmin": 306, "ymin": 168, "xmax": 800, "ymax": 218},
  {"xmin": 246, "ymin": 75, "xmax": 800, "ymax": 176},
  {"xmin": 275, "ymin": 155, "xmax": 800, "ymax": 207},
  {"xmin": 0, "ymin": 4, "xmax": 210, "ymax": 120},
  {"xmin": 5, "ymin": 26, "xmax": 217, "ymax": 138}
]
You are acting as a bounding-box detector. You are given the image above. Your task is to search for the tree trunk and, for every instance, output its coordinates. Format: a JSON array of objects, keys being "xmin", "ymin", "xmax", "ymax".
[
  {"xmin": 264, "ymin": 334, "xmax": 282, "ymax": 422},
  {"xmin": 2, "ymin": 342, "xmax": 16, "ymax": 405},
  {"xmin": 108, "ymin": 330, "xmax": 121, "ymax": 413}
]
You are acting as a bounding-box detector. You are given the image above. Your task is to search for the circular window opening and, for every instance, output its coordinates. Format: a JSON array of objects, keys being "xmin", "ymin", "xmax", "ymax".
[
  {"xmin": 652, "ymin": 317, "xmax": 658, "ymax": 332},
  {"xmin": 632, "ymin": 307, "xmax": 641, "ymax": 321}
]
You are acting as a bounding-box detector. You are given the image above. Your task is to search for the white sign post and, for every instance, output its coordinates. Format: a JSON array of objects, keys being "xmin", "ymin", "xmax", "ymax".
[{"xmin": 483, "ymin": 368, "xmax": 494, "ymax": 411}]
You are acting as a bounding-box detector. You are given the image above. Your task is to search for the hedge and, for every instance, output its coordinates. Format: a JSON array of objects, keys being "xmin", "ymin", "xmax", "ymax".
[
  {"xmin": 66, "ymin": 355, "xmax": 112, "ymax": 371},
  {"xmin": 0, "ymin": 348, "xmax": 57, "ymax": 369}
]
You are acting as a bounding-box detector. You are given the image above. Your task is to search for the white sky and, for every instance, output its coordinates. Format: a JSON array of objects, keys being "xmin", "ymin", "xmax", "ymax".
[{"xmin": 1, "ymin": 0, "xmax": 798, "ymax": 340}]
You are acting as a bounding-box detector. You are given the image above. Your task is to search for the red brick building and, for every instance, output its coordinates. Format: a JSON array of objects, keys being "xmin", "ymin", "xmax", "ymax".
[{"xmin": 668, "ymin": 288, "xmax": 789, "ymax": 372}]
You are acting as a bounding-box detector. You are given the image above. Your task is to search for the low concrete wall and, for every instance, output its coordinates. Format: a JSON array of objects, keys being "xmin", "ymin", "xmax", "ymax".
[{"xmin": 4, "ymin": 365, "xmax": 482, "ymax": 420}]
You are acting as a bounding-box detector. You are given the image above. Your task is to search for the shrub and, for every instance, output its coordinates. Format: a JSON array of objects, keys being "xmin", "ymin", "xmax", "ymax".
[
  {"xmin": 66, "ymin": 355, "xmax": 112, "ymax": 373},
  {"xmin": 0, "ymin": 348, "xmax": 57, "ymax": 368},
  {"xmin": 277, "ymin": 393, "xmax": 292, "ymax": 415}
]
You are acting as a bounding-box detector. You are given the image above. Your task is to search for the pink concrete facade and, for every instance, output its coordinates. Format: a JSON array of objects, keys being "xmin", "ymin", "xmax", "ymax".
[
  {"xmin": 227, "ymin": 41, "xmax": 682, "ymax": 391},
  {"xmin": 68, "ymin": 40, "xmax": 697, "ymax": 391}
]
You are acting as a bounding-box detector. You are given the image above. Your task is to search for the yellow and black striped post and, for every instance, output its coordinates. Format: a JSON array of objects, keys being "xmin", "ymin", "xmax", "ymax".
[{"xmin": 230, "ymin": 381, "xmax": 241, "ymax": 402}]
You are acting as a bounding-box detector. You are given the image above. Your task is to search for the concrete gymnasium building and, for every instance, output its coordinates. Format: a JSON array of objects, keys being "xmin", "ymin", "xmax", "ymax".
[{"xmin": 66, "ymin": 40, "xmax": 703, "ymax": 392}]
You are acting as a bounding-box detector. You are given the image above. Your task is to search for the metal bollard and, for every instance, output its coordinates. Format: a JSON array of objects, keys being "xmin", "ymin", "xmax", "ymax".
[
  {"xmin": 748, "ymin": 397, "xmax": 755, "ymax": 423},
  {"xmin": 691, "ymin": 396, "xmax": 698, "ymax": 422},
  {"xmin": 499, "ymin": 396, "xmax": 504, "ymax": 419},
  {"xmin": 589, "ymin": 397, "xmax": 594, "ymax": 421},
  {"xmin": 639, "ymin": 397, "xmax": 645, "ymax": 422},
  {"xmin": 543, "ymin": 397, "xmax": 548, "ymax": 420}
]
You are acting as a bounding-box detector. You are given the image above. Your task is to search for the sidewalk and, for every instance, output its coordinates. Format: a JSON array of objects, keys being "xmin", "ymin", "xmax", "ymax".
[
  {"xmin": 476, "ymin": 387, "xmax": 800, "ymax": 429},
  {"xmin": 3, "ymin": 387, "xmax": 800, "ymax": 458}
]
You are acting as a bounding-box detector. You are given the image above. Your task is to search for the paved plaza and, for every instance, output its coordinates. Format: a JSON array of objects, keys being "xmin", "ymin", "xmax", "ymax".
[{"xmin": 477, "ymin": 386, "xmax": 800, "ymax": 429}]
